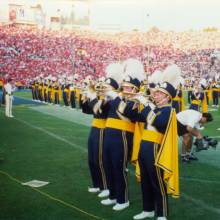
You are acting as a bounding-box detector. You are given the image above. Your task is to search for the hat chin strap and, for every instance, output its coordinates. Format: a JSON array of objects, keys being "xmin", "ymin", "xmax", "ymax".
[{"xmin": 155, "ymin": 95, "xmax": 170, "ymax": 107}]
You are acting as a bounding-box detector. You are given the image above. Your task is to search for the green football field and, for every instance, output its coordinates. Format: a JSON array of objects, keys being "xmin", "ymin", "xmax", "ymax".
[{"xmin": 0, "ymin": 91, "xmax": 220, "ymax": 220}]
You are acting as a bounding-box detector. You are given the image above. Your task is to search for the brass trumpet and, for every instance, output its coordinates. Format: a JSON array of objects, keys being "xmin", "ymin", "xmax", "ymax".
[
  {"xmin": 121, "ymin": 81, "xmax": 139, "ymax": 98},
  {"xmin": 129, "ymin": 93, "xmax": 153, "ymax": 103},
  {"xmin": 94, "ymin": 82, "xmax": 113, "ymax": 96}
]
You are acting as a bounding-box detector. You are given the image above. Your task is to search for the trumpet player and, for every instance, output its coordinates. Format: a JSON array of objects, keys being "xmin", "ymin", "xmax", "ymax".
[
  {"xmin": 189, "ymin": 82, "xmax": 205, "ymax": 112},
  {"xmin": 81, "ymin": 76, "xmax": 109, "ymax": 198},
  {"xmin": 118, "ymin": 65, "xmax": 181, "ymax": 220}
]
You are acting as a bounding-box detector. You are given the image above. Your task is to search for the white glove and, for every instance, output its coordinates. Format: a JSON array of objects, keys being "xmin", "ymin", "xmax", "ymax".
[
  {"xmin": 87, "ymin": 90, "xmax": 96, "ymax": 101},
  {"xmin": 93, "ymin": 99, "xmax": 103, "ymax": 114},
  {"xmin": 148, "ymin": 102, "xmax": 156, "ymax": 110},
  {"xmin": 82, "ymin": 90, "xmax": 88, "ymax": 96},
  {"xmin": 133, "ymin": 95, "xmax": 149, "ymax": 106},
  {"xmin": 105, "ymin": 90, "xmax": 118, "ymax": 100},
  {"xmin": 147, "ymin": 110, "xmax": 156, "ymax": 125}
]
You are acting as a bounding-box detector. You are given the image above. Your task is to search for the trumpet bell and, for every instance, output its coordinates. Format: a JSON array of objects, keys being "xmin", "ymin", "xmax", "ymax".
[
  {"xmin": 121, "ymin": 82, "xmax": 139, "ymax": 96},
  {"xmin": 94, "ymin": 82, "xmax": 112, "ymax": 92}
]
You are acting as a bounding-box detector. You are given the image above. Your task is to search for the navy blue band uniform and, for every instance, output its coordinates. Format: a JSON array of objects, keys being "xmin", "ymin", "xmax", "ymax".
[
  {"xmin": 62, "ymin": 84, "xmax": 70, "ymax": 107},
  {"xmin": 70, "ymin": 85, "xmax": 76, "ymax": 108},
  {"xmin": 138, "ymin": 105, "xmax": 172, "ymax": 217},
  {"xmin": 119, "ymin": 99, "xmax": 179, "ymax": 218},
  {"xmin": 82, "ymin": 98, "xmax": 108, "ymax": 192},
  {"xmin": 172, "ymin": 89, "xmax": 183, "ymax": 113},
  {"xmin": 93, "ymin": 96, "xmax": 137, "ymax": 204},
  {"xmin": 189, "ymin": 90, "xmax": 204, "ymax": 111},
  {"xmin": 211, "ymin": 82, "xmax": 219, "ymax": 106},
  {"xmin": 47, "ymin": 82, "xmax": 52, "ymax": 103}
]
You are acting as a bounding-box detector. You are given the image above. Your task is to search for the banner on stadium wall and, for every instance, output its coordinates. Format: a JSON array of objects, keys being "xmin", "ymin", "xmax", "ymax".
[
  {"xmin": 9, "ymin": 4, "xmax": 35, "ymax": 23},
  {"xmin": 9, "ymin": 8, "xmax": 16, "ymax": 21},
  {"xmin": 9, "ymin": 4, "xmax": 25, "ymax": 21}
]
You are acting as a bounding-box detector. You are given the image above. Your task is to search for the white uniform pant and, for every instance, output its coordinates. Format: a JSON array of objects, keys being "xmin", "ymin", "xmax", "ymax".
[{"xmin": 5, "ymin": 94, "xmax": 13, "ymax": 117}]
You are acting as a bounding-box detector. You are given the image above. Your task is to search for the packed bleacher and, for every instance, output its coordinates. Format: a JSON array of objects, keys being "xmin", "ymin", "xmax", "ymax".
[{"xmin": 0, "ymin": 25, "xmax": 220, "ymax": 86}]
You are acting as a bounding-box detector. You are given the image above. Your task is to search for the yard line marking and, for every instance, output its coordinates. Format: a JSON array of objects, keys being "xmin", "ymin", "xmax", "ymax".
[
  {"xmin": 0, "ymin": 170, "xmax": 105, "ymax": 220},
  {"xmin": 181, "ymin": 193, "xmax": 220, "ymax": 215},
  {"xmin": 180, "ymin": 177, "xmax": 220, "ymax": 185},
  {"xmin": 210, "ymin": 136, "xmax": 220, "ymax": 139},
  {"xmin": 14, "ymin": 117, "xmax": 87, "ymax": 153}
]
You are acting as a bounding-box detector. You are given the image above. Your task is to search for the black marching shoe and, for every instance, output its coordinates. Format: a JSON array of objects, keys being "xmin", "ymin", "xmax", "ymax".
[
  {"xmin": 181, "ymin": 155, "xmax": 190, "ymax": 163},
  {"xmin": 188, "ymin": 153, "xmax": 198, "ymax": 161}
]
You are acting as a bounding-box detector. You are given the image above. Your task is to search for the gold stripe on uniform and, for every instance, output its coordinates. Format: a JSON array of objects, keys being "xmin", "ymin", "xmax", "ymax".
[
  {"xmin": 172, "ymin": 97, "xmax": 181, "ymax": 102},
  {"xmin": 154, "ymin": 144, "xmax": 167, "ymax": 217},
  {"xmin": 191, "ymin": 100, "xmax": 201, "ymax": 105},
  {"xmin": 105, "ymin": 118, "xmax": 135, "ymax": 133},
  {"xmin": 142, "ymin": 130, "xmax": 164, "ymax": 144},
  {"xmin": 98, "ymin": 128, "xmax": 107, "ymax": 189},
  {"xmin": 212, "ymin": 88, "xmax": 219, "ymax": 92},
  {"xmin": 122, "ymin": 131, "xmax": 128, "ymax": 202},
  {"xmin": 92, "ymin": 119, "xmax": 106, "ymax": 129}
]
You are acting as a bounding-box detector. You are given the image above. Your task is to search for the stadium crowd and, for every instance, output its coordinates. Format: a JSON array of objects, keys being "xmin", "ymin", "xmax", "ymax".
[{"xmin": 0, "ymin": 25, "xmax": 220, "ymax": 85}]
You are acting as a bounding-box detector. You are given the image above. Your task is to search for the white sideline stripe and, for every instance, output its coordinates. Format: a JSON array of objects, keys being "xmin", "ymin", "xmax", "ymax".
[
  {"xmin": 181, "ymin": 193, "xmax": 220, "ymax": 215},
  {"xmin": 210, "ymin": 136, "xmax": 220, "ymax": 139},
  {"xmin": 180, "ymin": 177, "xmax": 220, "ymax": 185},
  {"xmin": 6, "ymin": 114, "xmax": 220, "ymax": 215},
  {"xmin": 14, "ymin": 117, "xmax": 87, "ymax": 153}
]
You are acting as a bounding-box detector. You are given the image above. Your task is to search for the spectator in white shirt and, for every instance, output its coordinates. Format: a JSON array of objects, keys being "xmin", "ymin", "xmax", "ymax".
[
  {"xmin": 4, "ymin": 78, "xmax": 14, "ymax": 118},
  {"xmin": 176, "ymin": 110, "xmax": 213, "ymax": 162}
]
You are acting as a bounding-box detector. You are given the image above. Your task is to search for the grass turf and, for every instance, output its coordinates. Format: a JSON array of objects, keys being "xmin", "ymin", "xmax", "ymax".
[{"xmin": 0, "ymin": 91, "xmax": 220, "ymax": 220}]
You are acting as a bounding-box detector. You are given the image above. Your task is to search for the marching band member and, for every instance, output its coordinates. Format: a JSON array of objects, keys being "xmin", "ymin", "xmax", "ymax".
[
  {"xmin": 53, "ymin": 77, "xmax": 60, "ymax": 105},
  {"xmin": 211, "ymin": 77, "xmax": 219, "ymax": 107},
  {"xmin": 38, "ymin": 77, "xmax": 44, "ymax": 102},
  {"xmin": 189, "ymin": 83, "xmax": 204, "ymax": 112},
  {"xmin": 47, "ymin": 76, "xmax": 53, "ymax": 104},
  {"xmin": 199, "ymin": 79, "xmax": 208, "ymax": 113},
  {"xmin": 31, "ymin": 79, "xmax": 37, "ymax": 101},
  {"xmin": 62, "ymin": 78, "xmax": 70, "ymax": 107},
  {"xmin": 120, "ymin": 58, "xmax": 147, "ymax": 168},
  {"xmin": 34, "ymin": 77, "xmax": 40, "ymax": 102},
  {"xmin": 69, "ymin": 83, "xmax": 76, "ymax": 109},
  {"xmin": 187, "ymin": 79, "xmax": 193, "ymax": 104},
  {"xmin": 43, "ymin": 78, "xmax": 48, "ymax": 103},
  {"xmin": 172, "ymin": 82, "xmax": 184, "ymax": 113},
  {"xmin": 81, "ymin": 76, "xmax": 109, "ymax": 198},
  {"xmin": 131, "ymin": 64, "xmax": 181, "ymax": 220}
]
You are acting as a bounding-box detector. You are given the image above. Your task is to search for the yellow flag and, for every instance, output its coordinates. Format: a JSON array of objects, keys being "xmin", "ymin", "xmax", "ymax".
[
  {"xmin": 208, "ymin": 89, "xmax": 212, "ymax": 102},
  {"xmin": 131, "ymin": 122, "xmax": 144, "ymax": 165},
  {"xmin": 202, "ymin": 94, "xmax": 208, "ymax": 113},
  {"xmin": 180, "ymin": 92, "xmax": 185, "ymax": 111},
  {"xmin": 155, "ymin": 109, "xmax": 179, "ymax": 198}
]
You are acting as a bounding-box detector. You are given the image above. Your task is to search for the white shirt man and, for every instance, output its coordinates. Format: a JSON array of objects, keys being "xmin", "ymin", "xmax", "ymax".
[
  {"xmin": 177, "ymin": 109, "xmax": 202, "ymax": 131},
  {"xmin": 176, "ymin": 109, "xmax": 213, "ymax": 162},
  {"xmin": 4, "ymin": 79, "xmax": 14, "ymax": 118}
]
